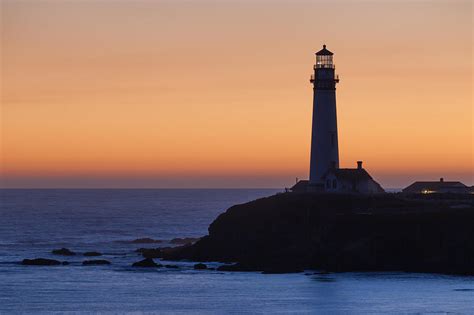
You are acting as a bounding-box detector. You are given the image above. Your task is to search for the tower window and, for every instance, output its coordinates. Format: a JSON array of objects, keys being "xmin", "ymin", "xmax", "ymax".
[
  {"xmin": 333, "ymin": 179, "xmax": 337, "ymax": 189},
  {"xmin": 326, "ymin": 180, "xmax": 331, "ymax": 189},
  {"xmin": 316, "ymin": 55, "xmax": 334, "ymax": 68}
]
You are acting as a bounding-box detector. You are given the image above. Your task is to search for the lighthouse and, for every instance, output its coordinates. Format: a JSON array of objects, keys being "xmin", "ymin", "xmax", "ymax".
[
  {"xmin": 309, "ymin": 45, "xmax": 340, "ymax": 186},
  {"xmin": 290, "ymin": 46, "xmax": 384, "ymax": 194}
]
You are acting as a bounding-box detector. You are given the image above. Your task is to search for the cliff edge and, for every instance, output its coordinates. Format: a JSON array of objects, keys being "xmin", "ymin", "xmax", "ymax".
[{"xmin": 165, "ymin": 193, "xmax": 474, "ymax": 274}]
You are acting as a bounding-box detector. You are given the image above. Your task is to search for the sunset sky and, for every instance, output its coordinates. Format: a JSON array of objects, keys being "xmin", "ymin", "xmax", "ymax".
[{"xmin": 1, "ymin": 0, "xmax": 473, "ymax": 188}]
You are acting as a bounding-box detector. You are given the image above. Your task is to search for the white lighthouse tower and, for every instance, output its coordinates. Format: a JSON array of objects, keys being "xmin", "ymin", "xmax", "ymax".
[
  {"xmin": 309, "ymin": 45, "xmax": 340, "ymax": 186},
  {"xmin": 289, "ymin": 46, "xmax": 384, "ymax": 193}
]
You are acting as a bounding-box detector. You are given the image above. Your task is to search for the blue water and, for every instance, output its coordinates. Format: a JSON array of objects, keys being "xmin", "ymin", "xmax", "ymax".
[{"xmin": 1, "ymin": 189, "xmax": 473, "ymax": 314}]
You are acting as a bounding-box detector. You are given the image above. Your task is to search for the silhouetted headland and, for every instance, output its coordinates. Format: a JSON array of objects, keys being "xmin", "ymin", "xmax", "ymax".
[{"xmin": 163, "ymin": 192, "xmax": 474, "ymax": 275}]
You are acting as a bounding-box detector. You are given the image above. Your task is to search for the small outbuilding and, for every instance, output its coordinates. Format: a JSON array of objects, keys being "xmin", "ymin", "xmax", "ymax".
[
  {"xmin": 321, "ymin": 161, "xmax": 385, "ymax": 194},
  {"xmin": 290, "ymin": 161, "xmax": 384, "ymax": 194},
  {"xmin": 402, "ymin": 178, "xmax": 470, "ymax": 194}
]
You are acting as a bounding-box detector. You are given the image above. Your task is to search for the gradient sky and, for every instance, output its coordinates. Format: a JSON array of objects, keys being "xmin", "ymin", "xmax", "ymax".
[{"xmin": 1, "ymin": 0, "xmax": 473, "ymax": 188}]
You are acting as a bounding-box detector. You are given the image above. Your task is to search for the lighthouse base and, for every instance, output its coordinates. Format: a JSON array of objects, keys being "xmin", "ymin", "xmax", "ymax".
[{"xmin": 290, "ymin": 163, "xmax": 385, "ymax": 194}]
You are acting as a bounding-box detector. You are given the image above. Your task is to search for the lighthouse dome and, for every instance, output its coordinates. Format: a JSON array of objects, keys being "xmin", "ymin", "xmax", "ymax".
[{"xmin": 316, "ymin": 45, "xmax": 333, "ymax": 56}]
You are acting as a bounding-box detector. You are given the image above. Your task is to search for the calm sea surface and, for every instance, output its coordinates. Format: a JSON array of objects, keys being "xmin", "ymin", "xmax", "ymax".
[{"xmin": 1, "ymin": 189, "xmax": 473, "ymax": 314}]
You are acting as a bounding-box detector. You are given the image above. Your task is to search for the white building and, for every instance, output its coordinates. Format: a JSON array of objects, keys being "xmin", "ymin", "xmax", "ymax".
[
  {"xmin": 402, "ymin": 178, "xmax": 470, "ymax": 194},
  {"xmin": 321, "ymin": 161, "xmax": 385, "ymax": 194},
  {"xmin": 309, "ymin": 45, "xmax": 339, "ymax": 187}
]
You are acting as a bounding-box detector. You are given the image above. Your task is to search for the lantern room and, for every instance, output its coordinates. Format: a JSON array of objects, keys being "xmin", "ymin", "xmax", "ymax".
[{"xmin": 315, "ymin": 45, "xmax": 334, "ymax": 69}]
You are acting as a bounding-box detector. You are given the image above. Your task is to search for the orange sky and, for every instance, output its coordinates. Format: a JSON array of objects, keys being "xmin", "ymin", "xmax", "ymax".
[{"xmin": 1, "ymin": 0, "xmax": 473, "ymax": 188}]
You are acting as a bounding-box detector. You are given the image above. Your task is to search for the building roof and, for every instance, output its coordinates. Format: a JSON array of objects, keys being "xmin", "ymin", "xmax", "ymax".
[
  {"xmin": 290, "ymin": 180, "xmax": 309, "ymax": 192},
  {"xmin": 316, "ymin": 45, "xmax": 333, "ymax": 56},
  {"xmin": 403, "ymin": 181, "xmax": 468, "ymax": 193},
  {"xmin": 324, "ymin": 168, "xmax": 372, "ymax": 181}
]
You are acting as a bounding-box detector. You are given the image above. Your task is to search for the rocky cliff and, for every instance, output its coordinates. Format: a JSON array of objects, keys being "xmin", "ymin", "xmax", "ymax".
[{"xmin": 164, "ymin": 193, "xmax": 474, "ymax": 274}]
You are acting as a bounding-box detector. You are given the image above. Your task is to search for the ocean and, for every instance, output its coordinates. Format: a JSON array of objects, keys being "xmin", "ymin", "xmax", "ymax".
[{"xmin": 1, "ymin": 189, "xmax": 473, "ymax": 314}]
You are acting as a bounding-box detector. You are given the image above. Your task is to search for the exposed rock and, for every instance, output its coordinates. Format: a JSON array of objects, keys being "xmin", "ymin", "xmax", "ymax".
[
  {"xmin": 193, "ymin": 263, "xmax": 207, "ymax": 270},
  {"xmin": 132, "ymin": 258, "xmax": 161, "ymax": 267},
  {"xmin": 159, "ymin": 244, "xmax": 195, "ymax": 261},
  {"xmin": 130, "ymin": 238, "xmax": 163, "ymax": 244},
  {"xmin": 137, "ymin": 245, "xmax": 193, "ymax": 259},
  {"xmin": 217, "ymin": 263, "xmax": 258, "ymax": 272},
  {"xmin": 262, "ymin": 266, "xmax": 303, "ymax": 274},
  {"xmin": 170, "ymin": 237, "xmax": 200, "ymax": 245},
  {"xmin": 83, "ymin": 251, "xmax": 102, "ymax": 257},
  {"xmin": 82, "ymin": 260, "xmax": 111, "ymax": 265},
  {"xmin": 164, "ymin": 193, "xmax": 474, "ymax": 275},
  {"xmin": 136, "ymin": 248, "xmax": 163, "ymax": 259},
  {"xmin": 22, "ymin": 258, "xmax": 61, "ymax": 266},
  {"xmin": 52, "ymin": 248, "xmax": 76, "ymax": 256}
]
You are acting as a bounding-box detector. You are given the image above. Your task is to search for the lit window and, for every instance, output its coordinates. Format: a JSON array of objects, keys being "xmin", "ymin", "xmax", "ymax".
[{"xmin": 421, "ymin": 189, "xmax": 435, "ymax": 194}]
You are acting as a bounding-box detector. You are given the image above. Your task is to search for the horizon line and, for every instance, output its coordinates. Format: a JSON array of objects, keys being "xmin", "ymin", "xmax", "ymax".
[{"xmin": 0, "ymin": 187, "xmax": 404, "ymax": 190}]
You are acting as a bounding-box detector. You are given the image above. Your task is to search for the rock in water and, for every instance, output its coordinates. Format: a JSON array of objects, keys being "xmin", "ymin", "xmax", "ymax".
[
  {"xmin": 216, "ymin": 263, "xmax": 257, "ymax": 272},
  {"xmin": 138, "ymin": 246, "xmax": 192, "ymax": 259},
  {"xmin": 52, "ymin": 248, "xmax": 76, "ymax": 256},
  {"xmin": 22, "ymin": 258, "xmax": 61, "ymax": 266},
  {"xmin": 136, "ymin": 248, "xmax": 162, "ymax": 259},
  {"xmin": 194, "ymin": 263, "xmax": 207, "ymax": 270},
  {"xmin": 82, "ymin": 260, "xmax": 111, "ymax": 265},
  {"xmin": 83, "ymin": 251, "xmax": 102, "ymax": 257},
  {"xmin": 130, "ymin": 238, "xmax": 163, "ymax": 244},
  {"xmin": 262, "ymin": 267, "xmax": 303, "ymax": 274},
  {"xmin": 170, "ymin": 237, "xmax": 200, "ymax": 245},
  {"xmin": 132, "ymin": 258, "xmax": 161, "ymax": 267}
]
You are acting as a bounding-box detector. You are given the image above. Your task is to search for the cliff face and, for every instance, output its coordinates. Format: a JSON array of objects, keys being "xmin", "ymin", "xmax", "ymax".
[{"xmin": 165, "ymin": 193, "xmax": 474, "ymax": 274}]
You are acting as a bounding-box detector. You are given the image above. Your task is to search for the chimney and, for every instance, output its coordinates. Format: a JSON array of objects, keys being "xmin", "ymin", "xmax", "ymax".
[
  {"xmin": 357, "ymin": 161, "xmax": 363, "ymax": 170},
  {"xmin": 440, "ymin": 178, "xmax": 444, "ymax": 182}
]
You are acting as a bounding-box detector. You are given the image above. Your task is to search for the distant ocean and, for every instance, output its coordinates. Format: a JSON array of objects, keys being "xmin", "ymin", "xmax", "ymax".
[{"xmin": 1, "ymin": 189, "xmax": 473, "ymax": 314}]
